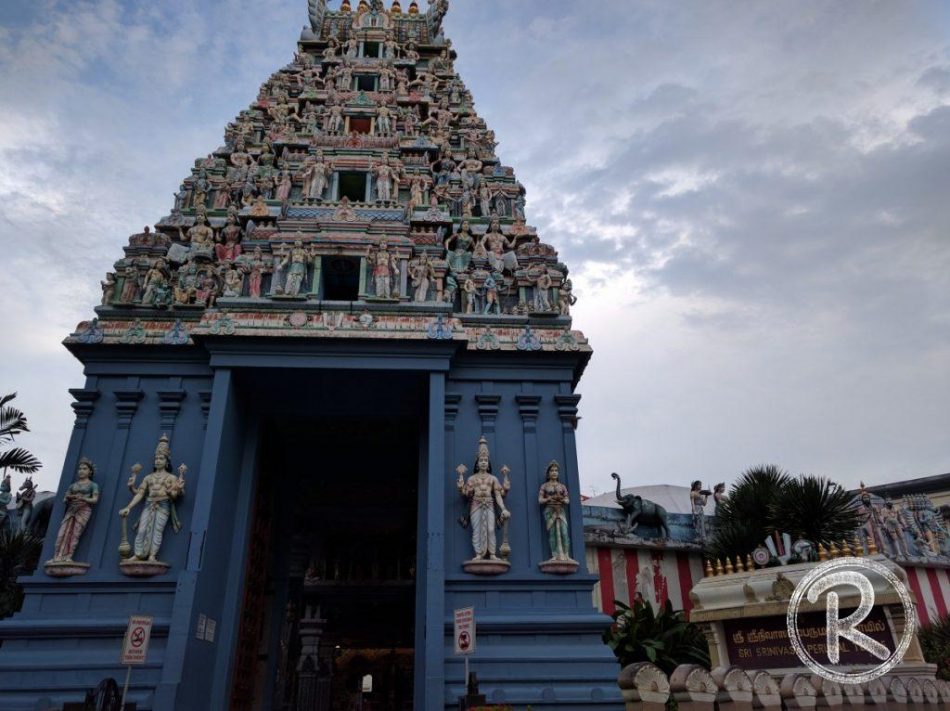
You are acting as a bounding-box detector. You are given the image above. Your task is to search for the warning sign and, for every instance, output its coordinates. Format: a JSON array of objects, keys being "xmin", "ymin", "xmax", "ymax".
[
  {"xmin": 453, "ymin": 607, "xmax": 475, "ymax": 656},
  {"xmin": 121, "ymin": 615, "xmax": 153, "ymax": 666}
]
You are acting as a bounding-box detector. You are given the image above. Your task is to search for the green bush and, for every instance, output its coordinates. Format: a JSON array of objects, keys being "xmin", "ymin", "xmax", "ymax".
[
  {"xmin": 920, "ymin": 613, "xmax": 950, "ymax": 681},
  {"xmin": 603, "ymin": 597, "xmax": 710, "ymax": 675}
]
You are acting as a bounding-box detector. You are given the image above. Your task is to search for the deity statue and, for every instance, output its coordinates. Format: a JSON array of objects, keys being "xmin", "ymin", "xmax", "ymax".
[
  {"xmin": 690, "ymin": 480, "xmax": 711, "ymax": 542},
  {"xmin": 323, "ymin": 37, "xmax": 340, "ymax": 61},
  {"xmin": 375, "ymin": 105, "xmax": 394, "ymax": 137},
  {"xmin": 270, "ymin": 244, "xmax": 289, "ymax": 296},
  {"xmin": 558, "ymin": 278, "xmax": 576, "ymax": 316},
  {"xmin": 538, "ymin": 461, "xmax": 578, "ymax": 573},
  {"xmin": 444, "ymin": 220, "xmax": 475, "ymax": 273},
  {"xmin": 530, "ymin": 269, "xmax": 553, "ymax": 312},
  {"xmin": 246, "ymin": 247, "xmax": 268, "ymax": 299},
  {"xmin": 481, "ymin": 275, "xmax": 500, "ymax": 315},
  {"xmin": 372, "ymin": 154, "xmax": 399, "ymax": 202},
  {"xmin": 101, "ymin": 272, "xmax": 117, "ymax": 306},
  {"xmin": 463, "ymin": 276, "xmax": 476, "ymax": 314},
  {"xmin": 119, "ymin": 266, "xmax": 140, "ymax": 304},
  {"xmin": 281, "ymin": 238, "xmax": 314, "ymax": 297},
  {"xmin": 409, "ymin": 252, "xmax": 435, "ymax": 302},
  {"xmin": 383, "ymin": 33, "xmax": 399, "ymax": 60},
  {"xmin": 174, "ymin": 263, "xmax": 198, "ymax": 305},
  {"xmin": 193, "ymin": 168, "xmax": 210, "ymax": 207},
  {"xmin": 403, "ymin": 41, "xmax": 420, "ymax": 63},
  {"xmin": 141, "ymin": 260, "xmax": 170, "ymax": 307},
  {"xmin": 16, "ymin": 477, "xmax": 37, "ymax": 532},
  {"xmin": 45, "ymin": 458, "xmax": 100, "ymax": 576},
  {"xmin": 324, "ymin": 101, "xmax": 344, "ymax": 135},
  {"xmin": 223, "ymin": 267, "xmax": 244, "ymax": 298},
  {"xmin": 879, "ymin": 497, "xmax": 910, "ymax": 557},
  {"xmin": 407, "ymin": 176, "xmax": 427, "ymax": 213},
  {"xmin": 118, "ymin": 434, "xmax": 186, "ymax": 574},
  {"xmin": 179, "ymin": 212, "xmax": 215, "ymax": 259},
  {"xmin": 713, "ymin": 482, "xmax": 727, "ymax": 516},
  {"xmin": 275, "ymin": 170, "xmax": 293, "ymax": 203},
  {"xmin": 367, "ymin": 239, "xmax": 398, "ymax": 299},
  {"xmin": 216, "ymin": 214, "xmax": 243, "ymax": 263},
  {"xmin": 456, "ymin": 436, "xmax": 511, "ymax": 574},
  {"xmin": 480, "ymin": 217, "xmax": 519, "ymax": 274}
]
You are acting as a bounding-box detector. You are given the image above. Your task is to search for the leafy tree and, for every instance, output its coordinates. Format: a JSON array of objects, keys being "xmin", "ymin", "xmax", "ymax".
[
  {"xmin": 0, "ymin": 393, "xmax": 41, "ymax": 475},
  {"xmin": 920, "ymin": 614, "xmax": 950, "ymax": 681},
  {"xmin": 603, "ymin": 597, "xmax": 710, "ymax": 675},
  {"xmin": 709, "ymin": 465, "xmax": 863, "ymax": 561},
  {"xmin": 0, "ymin": 529, "xmax": 43, "ymax": 619}
]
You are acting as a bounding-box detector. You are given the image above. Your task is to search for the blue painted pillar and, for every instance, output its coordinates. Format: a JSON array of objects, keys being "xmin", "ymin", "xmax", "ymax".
[{"xmin": 424, "ymin": 372, "xmax": 446, "ymax": 710}]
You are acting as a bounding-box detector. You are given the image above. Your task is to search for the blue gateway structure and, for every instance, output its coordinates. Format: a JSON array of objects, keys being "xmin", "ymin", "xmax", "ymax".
[{"xmin": 0, "ymin": 2, "xmax": 621, "ymax": 708}]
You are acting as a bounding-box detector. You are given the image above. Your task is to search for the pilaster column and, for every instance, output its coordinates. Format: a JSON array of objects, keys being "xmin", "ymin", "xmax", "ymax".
[
  {"xmin": 89, "ymin": 387, "xmax": 144, "ymax": 568},
  {"xmin": 422, "ymin": 373, "xmax": 446, "ymax": 711},
  {"xmin": 475, "ymin": 393, "xmax": 501, "ymax": 441},
  {"xmin": 158, "ymin": 390, "xmax": 187, "ymax": 437},
  {"xmin": 516, "ymin": 394, "xmax": 541, "ymax": 567},
  {"xmin": 444, "ymin": 393, "xmax": 462, "ymax": 560},
  {"xmin": 69, "ymin": 389, "xmax": 100, "ymax": 429},
  {"xmin": 199, "ymin": 390, "xmax": 213, "ymax": 429},
  {"xmin": 554, "ymin": 394, "xmax": 585, "ymax": 563}
]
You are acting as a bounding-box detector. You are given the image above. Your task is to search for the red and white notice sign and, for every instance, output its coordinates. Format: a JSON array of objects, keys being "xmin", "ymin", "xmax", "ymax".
[
  {"xmin": 120, "ymin": 615, "xmax": 154, "ymax": 666},
  {"xmin": 453, "ymin": 607, "xmax": 476, "ymax": 656}
]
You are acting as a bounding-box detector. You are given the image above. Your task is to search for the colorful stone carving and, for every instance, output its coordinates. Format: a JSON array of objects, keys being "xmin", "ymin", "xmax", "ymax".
[
  {"xmin": 456, "ymin": 436, "xmax": 511, "ymax": 575},
  {"xmin": 45, "ymin": 458, "xmax": 100, "ymax": 577},
  {"xmin": 118, "ymin": 434, "xmax": 186, "ymax": 576},
  {"xmin": 538, "ymin": 461, "xmax": 578, "ymax": 574}
]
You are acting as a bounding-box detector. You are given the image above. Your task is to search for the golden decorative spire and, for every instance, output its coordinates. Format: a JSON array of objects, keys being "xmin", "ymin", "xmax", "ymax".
[
  {"xmin": 391, "ymin": 0, "xmax": 402, "ymax": 13},
  {"xmin": 852, "ymin": 536, "xmax": 864, "ymax": 556},
  {"xmin": 735, "ymin": 556, "xmax": 745, "ymax": 573},
  {"xmin": 715, "ymin": 558, "xmax": 724, "ymax": 576},
  {"xmin": 340, "ymin": 0, "xmax": 352, "ymax": 11},
  {"xmin": 704, "ymin": 559, "xmax": 714, "ymax": 577},
  {"xmin": 408, "ymin": 0, "xmax": 419, "ymax": 15},
  {"xmin": 725, "ymin": 557, "xmax": 735, "ymax": 575},
  {"xmin": 867, "ymin": 536, "xmax": 879, "ymax": 555},
  {"xmin": 746, "ymin": 554, "xmax": 755, "ymax": 570},
  {"xmin": 817, "ymin": 543, "xmax": 828, "ymax": 561}
]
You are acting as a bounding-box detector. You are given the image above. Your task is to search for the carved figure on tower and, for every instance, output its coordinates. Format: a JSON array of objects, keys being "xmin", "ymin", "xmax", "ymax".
[
  {"xmin": 45, "ymin": 458, "xmax": 100, "ymax": 577},
  {"xmin": 118, "ymin": 434, "xmax": 187, "ymax": 576},
  {"xmin": 538, "ymin": 461, "xmax": 579, "ymax": 574},
  {"xmin": 456, "ymin": 436, "xmax": 511, "ymax": 575}
]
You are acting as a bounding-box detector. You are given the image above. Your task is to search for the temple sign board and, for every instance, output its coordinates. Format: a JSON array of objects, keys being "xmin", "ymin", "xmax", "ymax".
[
  {"xmin": 120, "ymin": 615, "xmax": 153, "ymax": 666},
  {"xmin": 454, "ymin": 607, "xmax": 475, "ymax": 656}
]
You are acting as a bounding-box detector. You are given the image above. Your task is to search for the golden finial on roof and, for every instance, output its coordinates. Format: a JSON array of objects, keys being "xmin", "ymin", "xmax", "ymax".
[
  {"xmin": 735, "ymin": 556, "xmax": 745, "ymax": 573},
  {"xmin": 746, "ymin": 554, "xmax": 755, "ymax": 571},
  {"xmin": 828, "ymin": 541, "xmax": 840, "ymax": 559},
  {"xmin": 867, "ymin": 536, "xmax": 879, "ymax": 555},
  {"xmin": 391, "ymin": 0, "xmax": 402, "ymax": 13},
  {"xmin": 817, "ymin": 543, "xmax": 828, "ymax": 561},
  {"xmin": 340, "ymin": 0, "xmax": 352, "ymax": 12},
  {"xmin": 852, "ymin": 536, "xmax": 864, "ymax": 556},
  {"xmin": 714, "ymin": 559, "xmax": 724, "ymax": 576},
  {"xmin": 704, "ymin": 559, "xmax": 714, "ymax": 578},
  {"xmin": 408, "ymin": 1, "xmax": 420, "ymax": 15},
  {"xmin": 725, "ymin": 557, "xmax": 735, "ymax": 575}
]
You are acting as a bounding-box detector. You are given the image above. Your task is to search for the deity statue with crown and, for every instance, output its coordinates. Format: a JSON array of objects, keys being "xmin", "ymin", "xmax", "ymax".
[
  {"xmin": 118, "ymin": 434, "xmax": 187, "ymax": 576},
  {"xmin": 537, "ymin": 460, "xmax": 579, "ymax": 574},
  {"xmin": 44, "ymin": 457, "xmax": 101, "ymax": 577},
  {"xmin": 456, "ymin": 436, "xmax": 511, "ymax": 575}
]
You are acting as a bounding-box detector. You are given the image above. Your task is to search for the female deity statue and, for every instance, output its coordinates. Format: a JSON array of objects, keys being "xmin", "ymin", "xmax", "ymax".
[
  {"xmin": 444, "ymin": 220, "xmax": 475, "ymax": 274},
  {"xmin": 713, "ymin": 483, "xmax": 727, "ymax": 516},
  {"xmin": 119, "ymin": 266, "xmax": 140, "ymax": 303},
  {"xmin": 118, "ymin": 434, "xmax": 186, "ymax": 573},
  {"xmin": 690, "ymin": 480, "xmax": 711, "ymax": 542},
  {"xmin": 456, "ymin": 437, "xmax": 511, "ymax": 573},
  {"xmin": 558, "ymin": 278, "xmax": 576, "ymax": 316},
  {"xmin": 409, "ymin": 252, "xmax": 435, "ymax": 302},
  {"xmin": 45, "ymin": 458, "xmax": 100, "ymax": 575},
  {"xmin": 531, "ymin": 269, "xmax": 553, "ymax": 312},
  {"xmin": 275, "ymin": 170, "xmax": 293, "ymax": 203},
  {"xmin": 302, "ymin": 150, "xmax": 333, "ymax": 200},
  {"xmin": 281, "ymin": 239, "xmax": 313, "ymax": 297},
  {"xmin": 372, "ymin": 154, "xmax": 399, "ymax": 202},
  {"xmin": 101, "ymin": 272, "xmax": 117, "ymax": 306},
  {"xmin": 367, "ymin": 239, "xmax": 398, "ymax": 299},
  {"xmin": 538, "ymin": 461, "xmax": 578, "ymax": 572},
  {"xmin": 246, "ymin": 247, "xmax": 268, "ymax": 299}
]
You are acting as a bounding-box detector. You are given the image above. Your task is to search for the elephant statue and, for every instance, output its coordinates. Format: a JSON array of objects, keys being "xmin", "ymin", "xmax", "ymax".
[{"xmin": 611, "ymin": 472, "xmax": 671, "ymax": 539}]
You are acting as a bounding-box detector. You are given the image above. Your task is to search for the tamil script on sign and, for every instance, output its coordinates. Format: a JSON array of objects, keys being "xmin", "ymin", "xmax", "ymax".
[{"xmin": 724, "ymin": 608, "xmax": 892, "ymax": 670}]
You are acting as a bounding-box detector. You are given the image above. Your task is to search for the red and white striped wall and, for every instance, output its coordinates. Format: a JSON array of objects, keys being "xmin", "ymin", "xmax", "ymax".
[
  {"xmin": 585, "ymin": 546, "xmax": 705, "ymax": 618},
  {"xmin": 903, "ymin": 565, "xmax": 950, "ymax": 626}
]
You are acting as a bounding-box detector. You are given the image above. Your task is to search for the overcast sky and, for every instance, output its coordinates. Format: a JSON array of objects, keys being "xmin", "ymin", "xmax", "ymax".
[{"xmin": 1, "ymin": 0, "xmax": 948, "ymax": 497}]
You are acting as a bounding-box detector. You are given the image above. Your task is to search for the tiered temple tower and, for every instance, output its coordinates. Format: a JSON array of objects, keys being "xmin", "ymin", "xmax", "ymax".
[{"xmin": 0, "ymin": 2, "xmax": 621, "ymax": 709}]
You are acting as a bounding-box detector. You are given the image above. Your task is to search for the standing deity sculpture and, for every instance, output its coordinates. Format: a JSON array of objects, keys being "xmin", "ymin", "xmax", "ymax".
[
  {"xmin": 119, "ymin": 266, "xmax": 140, "ymax": 304},
  {"xmin": 246, "ymin": 247, "xmax": 269, "ymax": 299},
  {"xmin": 216, "ymin": 214, "xmax": 244, "ymax": 262},
  {"xmin": 101, "ymin": 272, "xmax": 117, "ymax": 306},
  {"xmin": 301, "ymin": 151, "xmax": 334, "ymax": 200},
  {"xmin": 713, "ymin": 482, "xmax": 727, "ymax": 516},
  {"xmin": 45, "ymin": 458, "xmax": 100, "ymax": 576},
  {"xmin": 530, "ymin": 269, "xmax": 553, "ymax": 312},
  {"xmin": 538, "ymin": 461, "xmax": 578, "ymax": 574},
  {"xmin": 558, "ymin": 278, "xmax": 576, "ymax": 316},
  {"xmin": 140, "ymin": 260, "xmax": 170, "ymax": 307},
  {"xmin": 372, "ymin": 154, "xmax": 399, "ymax": 202},
  {"xmin": 275, "ymin": 170, "xmax": 293, "ymax": 203},
  {"xmin": 481, "ymin": 275, "xmax": 500, "ymax": 315},
  {"xmin": 281, "ymin": 238, "xmax": 314, "ymax": 297},
  {"xmin": 366, "ymin": 238, "xmax": 399, "ymax": 299},
  {"xmin": 463, "ymin": 276, "xmax": 476, "ymax": 314},
  {"xmin": 270, "ymin": 243, "xmax": 289, "ymax": 296},
  {"xmin": 456, "ymin": 436, "xmax": 511, "ymax": 574},
  {"xmin": 879, "ymin": 497, "xmax": 911, "ymax": 557},
  {"xmin": 690, "ymin": 480, "xmax": 711, "ymax": 542},
  {"xmin": 409, "ymin": 252, "xmax": 435, "ymax": 302},
  {"xmin": 374, "ymin": 105, "xmax": 394, "ymax": 137},
  {"xmin": 118, "ymin": 434, "xmax": 187, "ymax": 575},
  {"xmin": 481, "ymin": 217, "xmax": 519, "ymax": 274},
  {"xmin": 16, "ymin": 477, "xmax": 37, "ymax": 532},
  {"xmin": 407, "ymin": 176, "xmax": 427, "ymax": 213}
]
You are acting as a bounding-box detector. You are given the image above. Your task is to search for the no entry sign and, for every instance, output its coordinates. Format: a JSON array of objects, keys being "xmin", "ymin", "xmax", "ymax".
[
  {"xmin": 120, "ymin": 615, "xmax": 154, "ymax": 666},
  {"xmin": 454, "ymin": 607, "xmax": 475, "ymax": 656}
]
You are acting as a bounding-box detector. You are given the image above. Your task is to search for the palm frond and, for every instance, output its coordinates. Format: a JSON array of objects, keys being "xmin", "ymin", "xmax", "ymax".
[
  {"xmin": 772, "ymin": 475, "xmax": 864, "ymax": 545},
  {"xmin": 0, "ymin": 448, "xmax": 42, "ymax": 474},
  {"xmin": 0, "ymin": 406, "xmax": 29, "ymax": 443}
]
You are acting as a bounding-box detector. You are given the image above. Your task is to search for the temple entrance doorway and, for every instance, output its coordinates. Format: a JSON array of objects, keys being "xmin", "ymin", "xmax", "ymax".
[{"xmin": 230, "ymin": 370, "xmax": 423, "ymax": 711}]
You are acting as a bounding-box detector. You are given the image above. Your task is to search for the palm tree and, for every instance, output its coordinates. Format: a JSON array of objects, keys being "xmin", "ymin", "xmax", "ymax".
[
  {"xmin": 709, "ymin": 464, "xmax": 863, "ymax": 562},
  {"xmin": 0, "ymin": 393, "xmax": 41, "ymax": 475},
  {"xmin": 0, "ymin": 529, "xmax": 43, "ymax": 618}
]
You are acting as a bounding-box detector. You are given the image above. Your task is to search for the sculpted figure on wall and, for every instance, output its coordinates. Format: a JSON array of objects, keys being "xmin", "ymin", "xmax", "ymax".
[
  {"xmin": 538, "ymin": 461, "xmax": 578, "ymax": 574},
  {"xmin": 118, "ymin": 434, "xmax": 186, "ymax": 576},
  {"xmin": 45, "ymin": 458, "xmax": 100, "ymax": 577},
  {"xmin": 367, "ymin": 238, "xmax": 399, "ymax": 300},
  {"xmin": 456, "ymin": 436, "xmax": 511, "ymax": 575}
]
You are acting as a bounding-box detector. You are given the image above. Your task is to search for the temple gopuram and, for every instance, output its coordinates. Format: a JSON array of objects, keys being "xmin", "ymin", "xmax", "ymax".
[{"xmin": 0, "ymin": 1, "xmax": 621, "ymax": 709}]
